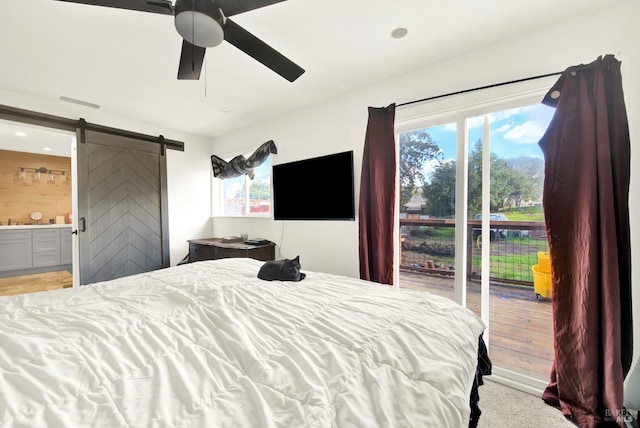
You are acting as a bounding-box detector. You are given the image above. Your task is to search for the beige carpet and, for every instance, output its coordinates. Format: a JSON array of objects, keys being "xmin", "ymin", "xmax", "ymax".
[{"xmin": 478, "ymin": 379, "xmax": 576, "ymax": 428}]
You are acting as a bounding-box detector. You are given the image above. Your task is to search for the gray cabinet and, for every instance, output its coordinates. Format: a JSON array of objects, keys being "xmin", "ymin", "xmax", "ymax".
[
  {"xmin": 0, "ymin": 229, "xmax": 32, "ymax": 271},
  {"xmin": 61, "ymin": 230, "xmax": 72, "ymax": 264},
  {"xmin": 0, "ymin": 227, "xmax": 72, "ymax": 276},
  {"xmin": 33, "ymin": 229, "xmax": 61, "ymax": 267}
]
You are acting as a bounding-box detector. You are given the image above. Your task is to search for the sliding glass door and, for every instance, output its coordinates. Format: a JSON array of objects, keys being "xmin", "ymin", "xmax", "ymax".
[{"xmin": 396, "ymin": 95, "xmax": 555, "ymax": 389}]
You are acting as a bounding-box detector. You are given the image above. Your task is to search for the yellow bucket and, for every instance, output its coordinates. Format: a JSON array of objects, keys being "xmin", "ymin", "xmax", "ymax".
[
  {"xmin": 537, "ymin": 251, "xmax": 551, "ymax": 274},
  {"xmin": 532, "ymin": 264, "xmax": 552, "ymax": 300}
]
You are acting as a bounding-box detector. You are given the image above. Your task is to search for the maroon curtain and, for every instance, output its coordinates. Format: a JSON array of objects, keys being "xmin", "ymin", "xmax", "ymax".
[
  {"xmin": 539, "ymin": 55, "xmax": 633, "ymax": 428},
  {"xmin": 359, "ymin": 104, "xmax": 396, "ymax": 284}
]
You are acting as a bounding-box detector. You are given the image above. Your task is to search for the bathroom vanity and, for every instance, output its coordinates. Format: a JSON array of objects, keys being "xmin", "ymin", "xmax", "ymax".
[{"xmin": 0, "ymin": 225, "xmax": 72, "ymax": 277}]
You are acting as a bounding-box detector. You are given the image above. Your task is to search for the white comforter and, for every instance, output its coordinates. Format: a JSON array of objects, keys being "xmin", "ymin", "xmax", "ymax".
[{"xmin": 0, "ymin": 258, "xmax": 485, "ymax": 427}]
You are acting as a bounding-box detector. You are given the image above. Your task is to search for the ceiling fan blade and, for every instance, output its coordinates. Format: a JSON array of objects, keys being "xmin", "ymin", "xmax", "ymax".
[
  {"xmin": 215, "ymin": 0, "xmax": 286, "ymax": 17},
  {"xmin": 56, "ymin": 0, "xmax": 174, "ymax": 15},
  {"xmin": 178, "ymin": 40, "xmax": 207, "ymax": 80},
  {"xmin": 223, "ymin": 19, "xmax": 304, "ymax": 82}
]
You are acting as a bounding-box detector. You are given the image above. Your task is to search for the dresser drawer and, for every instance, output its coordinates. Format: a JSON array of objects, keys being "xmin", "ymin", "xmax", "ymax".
[
  {"xmin": 248, "ymin": 245, "xmax": 275, "ymax": 261},
  {"xmin": 188, "ymin": 238, "xmax": 275, "ymax": 263},
  {"xmin": 189, "ymin": 243, "xmax": 216, "ymax": 261},
  {"xmin": 214, "ymin": 247, "xmax": 247, "ymax": 259}
]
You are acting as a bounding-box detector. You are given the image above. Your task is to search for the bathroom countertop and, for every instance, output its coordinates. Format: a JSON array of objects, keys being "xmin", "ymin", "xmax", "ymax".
[{"xmin": 0, "ymin": 224, "xmax": 72, "ymax": 230}]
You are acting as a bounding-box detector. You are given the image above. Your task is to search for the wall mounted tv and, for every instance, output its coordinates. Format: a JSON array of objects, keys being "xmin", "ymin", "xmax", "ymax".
[{"xmin": 273, "ymin": 150, "xmax": 355, "ymax": 221}]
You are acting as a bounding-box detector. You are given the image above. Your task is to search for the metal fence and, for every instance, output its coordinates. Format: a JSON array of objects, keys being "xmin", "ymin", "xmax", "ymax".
[{"xmin": 400, "ymin": 218, "xmax": 549, "ymax": 285}]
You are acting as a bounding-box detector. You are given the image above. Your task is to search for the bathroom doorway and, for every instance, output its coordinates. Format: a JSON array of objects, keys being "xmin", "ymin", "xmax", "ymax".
[{"xmin": 0, "ymin": 118, "xmax": 77, "ymax": 295}]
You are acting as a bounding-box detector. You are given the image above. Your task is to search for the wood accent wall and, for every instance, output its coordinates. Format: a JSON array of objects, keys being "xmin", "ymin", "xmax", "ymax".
[{"xmin": 0, "ymin": 150, "xmax": 72, "ymax": 225}]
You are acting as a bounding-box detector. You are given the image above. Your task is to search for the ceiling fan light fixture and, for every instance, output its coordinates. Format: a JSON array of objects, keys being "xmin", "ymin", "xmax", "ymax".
[{"xmin": 175, "ymin": 0, "xmax": 225, "ymax": 48}]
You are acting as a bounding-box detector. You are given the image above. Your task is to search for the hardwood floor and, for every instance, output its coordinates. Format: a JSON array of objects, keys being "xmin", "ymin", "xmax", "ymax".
[
  {"xmin": 0, "ymin": 271, "xmax": 73, "ymax": 297},
  {"xmin": 400, "ymin": 270, "xmax": 553, "ymax": 381}
]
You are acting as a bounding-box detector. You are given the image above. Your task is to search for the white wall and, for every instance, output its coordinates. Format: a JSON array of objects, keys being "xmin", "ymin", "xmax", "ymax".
[
  {"xmin": 0, "ymin": 87, "xmax": 213, "ymax": 266},
  {"xmin": 211, "ymin": 1, "xmax": 640, "ymax": 406},
  {"xmin": 165, "ymin": 137, "xmax": 212, "ymax": 265},
  {"xmin": 209, "ymin": 101, "xmax": 367, "ymax": 277}
]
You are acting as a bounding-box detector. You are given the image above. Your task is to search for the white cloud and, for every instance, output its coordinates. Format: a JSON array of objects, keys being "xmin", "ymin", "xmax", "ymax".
[
  {"xmin": 490, "ymin": 107, "xmax": 522, "ymax": 122},
  {"xmin": 466, "ymin": 116, "xmax": 483, "ymax": 129},
  {"xmin": 442, "ymin": 123, "xmax": 457, "ymax": 132},
  {"xmin": 494, "ymin": 124, "xmax": 512, "ymax": 134},
  {"xmin": 503, "ymin": 120, "xmax": 547, "ymax": 144}
]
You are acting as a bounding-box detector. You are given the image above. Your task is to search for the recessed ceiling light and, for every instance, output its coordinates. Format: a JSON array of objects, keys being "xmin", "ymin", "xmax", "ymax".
[
  {"xmin": 43, "ymin": 147, "xmax": 52, "ymax": 152},
  {"xmin": 391, "ymin": 27, "xmax": 408, "ymax": 39},
  {"xmin": 15, "ymin": 131, "xmax": 27, "ymax": 137}
]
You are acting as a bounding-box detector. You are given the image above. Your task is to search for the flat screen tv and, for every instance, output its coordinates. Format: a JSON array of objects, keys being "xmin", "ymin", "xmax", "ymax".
[{"xmin": 272, "ymin": 151, "xmax": 355, "ymax": 221}]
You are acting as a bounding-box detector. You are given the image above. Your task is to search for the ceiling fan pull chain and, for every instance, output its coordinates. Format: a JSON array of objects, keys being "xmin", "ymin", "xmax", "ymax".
[{"xmin": 191, "ymin": 0, "xmax": 195, "ymax": 71}]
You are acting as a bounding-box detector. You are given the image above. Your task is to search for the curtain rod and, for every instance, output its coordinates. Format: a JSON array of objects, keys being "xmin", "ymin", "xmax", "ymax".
[{"xmin": 396, "ymin": 71, "xmax": 563, "ymax": 108}]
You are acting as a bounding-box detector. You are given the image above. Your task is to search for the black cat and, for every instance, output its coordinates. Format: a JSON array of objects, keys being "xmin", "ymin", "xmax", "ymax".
[{"xmin": 257, "ymin": 256, "xmax": 306, "ymax": 282}]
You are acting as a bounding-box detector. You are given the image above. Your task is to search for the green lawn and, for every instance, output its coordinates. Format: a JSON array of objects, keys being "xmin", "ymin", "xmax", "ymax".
[
  {"xmin": 403, "ymin": 217, "xmax": 549, "ymax": 284},
  {"xmin": 472, "ymin": 253, "xmax": 539, "ymax": 282},
  {"xmin": 501, "ymin": 205, "xmax": 545, "ymax": 222}
]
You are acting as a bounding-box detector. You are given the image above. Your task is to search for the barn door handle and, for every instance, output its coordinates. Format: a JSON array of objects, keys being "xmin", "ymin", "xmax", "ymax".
[{"xmin": 79, "ymin": 217, "xmax": 86, "ymax": 232}]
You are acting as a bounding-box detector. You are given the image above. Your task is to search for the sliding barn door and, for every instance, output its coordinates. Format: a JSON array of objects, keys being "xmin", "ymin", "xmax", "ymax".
[{"xmin": 76, "ymin": 130, "xmax": 169, "ymax": 285}]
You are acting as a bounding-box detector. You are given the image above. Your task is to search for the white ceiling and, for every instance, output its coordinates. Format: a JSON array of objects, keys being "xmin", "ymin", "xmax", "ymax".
[
  {"xmin": 0, "ymin": 119, "xmax": 74, "ymax": 157},
  {"xmin": 0, "ymin": 0, "xmax": 622, "ymax": 149}
]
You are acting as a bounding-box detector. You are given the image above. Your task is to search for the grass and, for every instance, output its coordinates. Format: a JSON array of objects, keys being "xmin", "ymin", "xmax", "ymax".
[
  {"xmin": 501, "ymin": 205, "xmax": 545, "ymax": 222},
  {"xmin": 411, "ymin": 226, "xmax": 455, "ymax": 239},
  {"xmin": 472, "ymin": 253, "xmax": 539, "ymax": 282},
  {"xmin": 403, "ymin": 228, "xmax": 548, "ymax": 284},
  {"xmin": 405, "ymin": 247, "xmax": 543, "ymax": 283}
]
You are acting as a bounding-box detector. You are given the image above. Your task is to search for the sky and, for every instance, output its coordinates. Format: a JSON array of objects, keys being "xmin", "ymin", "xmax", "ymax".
[
  {"xmin": 418, "ymin": 103, "xmax": 556, "ymax": 167},
  {"xmin": 222, "ymin": 103, "xmax": 557, "ymax": 197}
]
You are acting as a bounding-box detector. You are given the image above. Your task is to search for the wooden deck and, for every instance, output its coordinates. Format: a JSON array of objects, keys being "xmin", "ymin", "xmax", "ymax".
[{"xmin": 400, "ymin": 270, "xmax": 553, "ymax": 381}]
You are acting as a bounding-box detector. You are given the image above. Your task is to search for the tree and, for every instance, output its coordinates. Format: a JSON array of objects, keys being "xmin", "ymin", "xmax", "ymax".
[
  {"xmin": 467, "ymin": 139, "xmax": 483, "ymax": 216},
  {"xmin": 399, "ymin": 129, "xmax": 441, "ymax": 209},
  {"xmin": 250, "ymin": 180, "xmax": 270, "ymax": 200},
  {"xmin": 468, "ymin": 139, "xmax": 543, "ymax": 213},
  {"xmin": 506, "ymin": 156, "xmax": 544, "ymax": 202},
  {"xmin": 422, "ymin": 139, "xmax": 544, "ymax": 217},
  {"xmin": 490, "ymin": 157, "xmax": 521, "ymax": 210},
  {"xmin": 422, "ymin": 160, "xmax": 457, "ymax": 217}
]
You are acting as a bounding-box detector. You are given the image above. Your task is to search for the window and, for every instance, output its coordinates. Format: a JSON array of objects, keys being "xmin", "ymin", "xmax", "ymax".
[{"xmin": 215, "ymin": 156, "xmax": 271, "ymax": 217}]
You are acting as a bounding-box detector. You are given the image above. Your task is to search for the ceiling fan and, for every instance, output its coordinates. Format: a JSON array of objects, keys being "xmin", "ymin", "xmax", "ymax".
[{"xmin": 56, "ymin": 0, "xmax": 305, "ymax": 82}]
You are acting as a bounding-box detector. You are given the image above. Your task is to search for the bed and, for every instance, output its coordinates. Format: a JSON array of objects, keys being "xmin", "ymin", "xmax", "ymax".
[{"xmin": 0, "ymin": 258, "xmax": 490, "ymax": 427}]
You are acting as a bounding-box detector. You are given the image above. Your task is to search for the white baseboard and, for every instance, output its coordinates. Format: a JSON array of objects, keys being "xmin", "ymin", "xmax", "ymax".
[{"xmin": 488, "ymin": 367, "xmax": 548, "ymax": 397}]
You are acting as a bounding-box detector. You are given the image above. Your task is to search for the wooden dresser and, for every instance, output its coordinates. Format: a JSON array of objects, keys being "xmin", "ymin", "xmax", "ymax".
[{"xmin": 187, "ymin": 238, "xmax": 275, "ymax": 263}]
